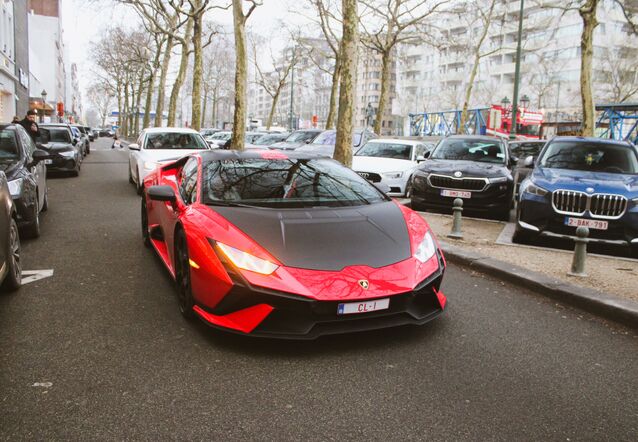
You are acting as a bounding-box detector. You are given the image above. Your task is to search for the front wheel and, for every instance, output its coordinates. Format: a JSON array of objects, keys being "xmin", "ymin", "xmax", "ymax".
[
  {"xmin": 174, "ymin": 229, "xmax": 195, "ymax": 319},
  {"xmin": 23, "ymin": 199, "xmax": 41, "ymax": 239},
  {"xmin": 404, "ymin": 177, "xmax": 413, "ymax": 198},
  {"xmin": 1, "ymin": 218, "xmax": 21, "ymax": 291}
]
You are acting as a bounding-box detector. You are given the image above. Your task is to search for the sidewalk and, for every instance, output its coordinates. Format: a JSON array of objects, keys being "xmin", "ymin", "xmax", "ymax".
[{"xmin": 413, "ymin": 208, "xmax": 638, "ymax": 328}]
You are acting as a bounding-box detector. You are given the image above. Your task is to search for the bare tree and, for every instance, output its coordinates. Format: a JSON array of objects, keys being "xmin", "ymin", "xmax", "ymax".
[
  {"xmin": 251, "ymin": 37, "xmax": 297, "ymax": 130},
  {"xmin": 231, "ymin": 0, "xmax": 261, "ymax": 150},
  {"xmin": 359, "ymin": 0, "xmax": 449, "ymax": 135},
  {"xmin": 86, "ymin": 82, "xmax": 114, "ymax": 127},
  {"xmin": 333, "ymin": 0, "xmax": 358, "ymax": 167},
  {"xmin": 597, "ymin": 46, "xmax": 638, "ymax": 103}
]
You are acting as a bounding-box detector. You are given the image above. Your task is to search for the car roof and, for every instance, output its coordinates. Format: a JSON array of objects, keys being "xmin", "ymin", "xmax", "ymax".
[
  {"xmin": 143, "ymin": 127, "xmax": 201, "ymax": 134},
  {"xmin": 549, "ymin": 136, "xmax": 632, "ymax": 147},
  {"xmin": 0, "ymin": 123, "xmax": 17, "ymax": 130},
  {"xmin": 365, "ymin": 138, "xmax": 419, "ymax": 145},
  {"xmin": 446, "ymin": 134, "xmax": 504, "ymax": 142},
  {"xmin": 198, "ymin": 149, "xmax": 327, "ymax": 162},
  {"xmin": 41, "ymin": 123, "xmax": 72, "ymax": 128}
]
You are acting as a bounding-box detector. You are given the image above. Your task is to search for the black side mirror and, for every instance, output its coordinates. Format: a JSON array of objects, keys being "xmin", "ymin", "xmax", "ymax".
[
  {"xmin": 28, "ymin": 149, "xmax": 50, "ymax": 168},
  {"xmin": 423, "ymin": 150, "xmax": 431, "ymax": 159},
  {"xmin": 147, "ymin": 185, "xmax": 176, "ymax": 202},
  {"xmin": 72, "ymin": 139, "xmax": 78, "ymax": 146}
]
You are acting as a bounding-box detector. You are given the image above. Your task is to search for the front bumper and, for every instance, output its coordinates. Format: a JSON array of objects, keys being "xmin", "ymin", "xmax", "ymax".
[
  {"xmin": 411, "ymin": 175, "xmax": 512, "ymax": 213},
  {"xmin": 518, "ymin": 193, "xmax": 638, "ymax": 245},
  {"xmin": 194, "ymin": 251, "xmax": 447, "ymax": 339},
  {"xmin": 12, "ymin": 196, "xmax": 37, "ymax": 226},
  {"xmin": 45, "ymin": 155, "xmax": 79, "ymax": 172}
]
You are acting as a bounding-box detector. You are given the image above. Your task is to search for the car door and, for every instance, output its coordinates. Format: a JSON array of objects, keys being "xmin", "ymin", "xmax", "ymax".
[
  {"xmin": 18, "ymin": 126, "xmax": 46, "ymax": 210},
  {"xmin": 15, "ymin": 126, "xmax": 43, "ymax": 211},
  {"xmin": 130, "ymin": 132, "xmax": 145, "ymax": 181},
  {"xmin": 163, "ymin": 157, "xmax": 198, "ymax": 267}
]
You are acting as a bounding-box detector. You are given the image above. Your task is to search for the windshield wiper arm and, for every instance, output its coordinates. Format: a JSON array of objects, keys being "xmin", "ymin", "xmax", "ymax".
[{"xmin": 205, "ymin": 200, "xmax": 256, "ymax": 208}]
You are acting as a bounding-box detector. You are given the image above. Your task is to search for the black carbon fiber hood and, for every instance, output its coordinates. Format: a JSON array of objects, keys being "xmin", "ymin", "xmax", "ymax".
[{"xmin": 212, "ymin": 201, "xmax": 410, "ymax": 271}]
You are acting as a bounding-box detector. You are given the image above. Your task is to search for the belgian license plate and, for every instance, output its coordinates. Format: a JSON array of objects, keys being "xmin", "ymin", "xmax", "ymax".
[
  {"xmin": 441, "ymin": 189, "xmax": 471, "ymax": 199},
  {"xmin": 565, "ymin": 217, "xmax": 608, "ymax": 230},
  {"xmin": 44, "ymin": 159, "xmax": 53, "ymax": 165},
  {"xmin": 337, "ymin": 298, "xmax": 389, "ymax": 315}
]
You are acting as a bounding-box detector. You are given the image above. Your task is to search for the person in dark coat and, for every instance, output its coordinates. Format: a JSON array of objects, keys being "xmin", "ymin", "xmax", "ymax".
[{"xmin": 19, "ymin": 110, "xmax": 40, "ymax": 142}]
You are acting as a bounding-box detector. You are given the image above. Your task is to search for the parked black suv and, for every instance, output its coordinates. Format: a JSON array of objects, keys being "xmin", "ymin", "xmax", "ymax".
[
  {"xmin": 411, "ymin": 135, "xmax": 515, "ymax": 220},
  {"xmin": 38, "ymin": 125, "xmax": 82, "ymax": 176},
  {"xmin": 0, "ymin": 123, "xmax": 50, "ymax": 238}
]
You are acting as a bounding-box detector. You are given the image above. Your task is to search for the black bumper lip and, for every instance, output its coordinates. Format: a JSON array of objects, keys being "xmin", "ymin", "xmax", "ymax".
[{"xmin": 197, "ymin": 251, "xmax": 447, "ymax": 340}]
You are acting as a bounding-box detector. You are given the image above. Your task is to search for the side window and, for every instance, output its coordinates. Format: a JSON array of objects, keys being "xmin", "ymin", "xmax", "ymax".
[
  {"xmin": 16, "ymin": 126, "xmax": 36, "ymax": 159},
  {"xmin": 178, "ymin": 158, "xmax": 199, "ymax": 204},
  {"xmin": 136, "ymin": 132, "xmax": 144, "ymax": 148}
]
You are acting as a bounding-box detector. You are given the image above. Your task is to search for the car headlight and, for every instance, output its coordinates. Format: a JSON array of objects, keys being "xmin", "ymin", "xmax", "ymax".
[
  {"xmin": 144, "ymin": 161, "xmax": 159, "ymax": 170},
  {"xmin": 58, "ymin": 150, "xmax": 76, "ymax": 158},
  {"xmin": 216, "ymin": 242, "xmax": 279, "ymax": 275},
  {"xmin": 489, "ymin": 176, "xmax": 508, "ymax": 184},
  {"xmin": 7, "ymin": 178, "xmax": 23, "ymax": 197},
  {"xmin": 413, "ymin": 173, "xmax": 429, "ymax": 185},
  {"xmin": 414, "ymin": 230, "xmax": 437, "ymax": 263},
  {"xmin": 522, "ymin": 181, "xmax": 548, "ymax": 196},
  {"xmin": 383, "ymin": 171, "xmax": 404, "ymax": 179}
]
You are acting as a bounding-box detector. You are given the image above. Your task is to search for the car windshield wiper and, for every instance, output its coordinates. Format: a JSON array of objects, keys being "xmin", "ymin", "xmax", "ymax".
[{"xmin": 205, "ymin": 200, "xmax": 257, "ymax": 208}]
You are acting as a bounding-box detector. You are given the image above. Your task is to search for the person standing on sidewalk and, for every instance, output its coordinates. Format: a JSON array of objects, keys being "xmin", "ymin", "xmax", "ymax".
[{"xmin": 18, "ymin": 110, "xmax": 40, "ymax": 142}]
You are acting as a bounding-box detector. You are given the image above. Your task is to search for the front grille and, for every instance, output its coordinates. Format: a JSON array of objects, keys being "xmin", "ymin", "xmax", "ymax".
[
  {"xmin": 357, "ymin": 171, "xmax": 382, "ymax": 183},
  {"xmin": 552, "ymin": 190, "xmax": 587, "ymax": 215},
  {"xmin": 590, "ymin": 194, "xmax": 627, "ymax": 218},
  {"xmin": 428, "ymin": 174, "xmax": 487, "ymax": 191},
  {"xmin": 552, "ymin": 190, "xmax": 627, "ymax": 219}
]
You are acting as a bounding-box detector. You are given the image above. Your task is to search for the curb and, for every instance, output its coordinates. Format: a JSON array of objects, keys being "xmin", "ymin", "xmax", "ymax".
[{"xmin": 439, "ymin": 240, "xmax": 638, "ymax": 329}]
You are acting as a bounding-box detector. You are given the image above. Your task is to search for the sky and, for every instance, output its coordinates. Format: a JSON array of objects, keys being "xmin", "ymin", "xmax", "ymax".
[{"xmin": 60, "ymin": 0, "xmax": 300, "ymax": 110}]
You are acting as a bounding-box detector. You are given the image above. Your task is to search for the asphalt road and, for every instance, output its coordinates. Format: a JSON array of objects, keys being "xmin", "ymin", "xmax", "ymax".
[{"xmin": 1, "ymin": 138, "xmax": 637, "ymax": 441}]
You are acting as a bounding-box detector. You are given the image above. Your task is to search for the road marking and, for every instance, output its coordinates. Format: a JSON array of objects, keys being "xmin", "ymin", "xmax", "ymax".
[
  {"xmin": 21, "ymin": 269, "xmax": 54, "ymax": 285},
  {"xmin": 32, "ymin": 382, "xmax": 53, "ymax": 388}
]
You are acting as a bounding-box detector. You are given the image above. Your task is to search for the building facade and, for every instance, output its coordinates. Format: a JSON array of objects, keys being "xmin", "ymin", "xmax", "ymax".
[
  {"xmin": 1, "ymin": 0, "xmax": 17, "ymax": 121},
  {"xmin": 396, "ymin": 0, "xmax": 638, "ymax": 132},
  {"xmin": 28, "ymin": 0, "xmax": 66, "ymax": 120},
  {"xmin": 13, "ymin": 0, "xmax": 29, "ymax": 117}
]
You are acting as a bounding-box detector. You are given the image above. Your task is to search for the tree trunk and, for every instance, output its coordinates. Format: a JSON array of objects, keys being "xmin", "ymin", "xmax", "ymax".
[
  {"xmin": 458, "ymin": 50, "xmax": 481, "ymax": 132},
  {"xmin": 168, "ymin": 18, "xmax": 193, "ymax": 127},
  {"xmin": 266, "ymin": 89, "xmax": 282, "ymax": 130},
  {"xmin": 333, "ymin": 0, "xmax": 358, "ymax": 167},
  {"xmin": 211, "ymin": 87, "xmax": 218, "ymax": 128},
  {"xmin": 232, "ymin": 0, "xmax": 248, "ymax": 150},
  {"xmin": 201, "ymin": 89, "xmax": 208, "ymax": 128},
  {"xmin": 122, "ymin": 81, "xmax": 130, "ymax": 137},
  {"xmin": 325, "ymin": 56, "xmax": 341, "ymax": 130},
  {"xmin": 143, "ymin": 39, "xmax": 163, "ymax": 129},
  {"xmin": 374, "ymin": 46, "xmax": 392, "ymax": 135},
  {"xmin": 155, "ymin": 36, "xmax": 174, "ymax": 127},
  {"xmin": 191, "ymin": 2, "xmax": 204, "ymax": 130},
  {"xmin": 579, "ymin": 0, "xmax": 599, "ymax": 137},
  {"xmin": 134, "ymin": 71, "xmax": 145, "ymax": 136}
]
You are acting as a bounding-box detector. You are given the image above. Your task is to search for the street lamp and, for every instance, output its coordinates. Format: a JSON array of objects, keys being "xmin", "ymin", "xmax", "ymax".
[
  {"xmin": 40, "ymin": 89, "xmax": 48, "ymax": 123},
  {"xmin": 501, "ymin": 96, "xmax": 511, "ymax": 108},
  {"xmin": 520, "ymin": 94, "xmax": 530, "ymax": 109}
]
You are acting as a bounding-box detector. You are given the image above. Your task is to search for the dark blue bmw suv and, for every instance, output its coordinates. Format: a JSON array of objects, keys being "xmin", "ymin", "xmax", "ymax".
[{"xmin": 514, "ymin": 137, "xmax": 638, "ymax": 256}]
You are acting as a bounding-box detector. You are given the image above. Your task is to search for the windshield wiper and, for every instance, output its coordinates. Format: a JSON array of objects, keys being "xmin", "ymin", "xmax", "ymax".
[{"xmin": 205, "ymin": 200, "xmax": 257, "ymax": 208}]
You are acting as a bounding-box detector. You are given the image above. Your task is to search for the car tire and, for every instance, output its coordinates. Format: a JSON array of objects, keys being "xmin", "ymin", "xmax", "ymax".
[
  {"xmin": 41, "ymin": 190, "xmax": 48, "ymax": 212},
  {"xmin": 23, "ymin": 199, "xmax": 41, "ymax": 239},
  {"xmin": 136, "ymin": 168, "xmax": 143, "ymax": 195},
  {"xmin": 128, "ymin": 165, "xmax": 134, "ymax": 184},
  {"xmin": 512, "ymin": 226, "xmax": 536, "ymax": 245},
  {"xmin": 174, "ymin": 228, "xmax": 195, "ymax": 319},
  {"xmin": 141, "ymin": 195, "xmax": 151, "ymax": 248},
  {"xmin": 404, "ymin": 177, "xmax": 413, "ymax": 198},
  {"xmin": 1, "ymin": 218, "xmax": 21, "ymax": 292}
]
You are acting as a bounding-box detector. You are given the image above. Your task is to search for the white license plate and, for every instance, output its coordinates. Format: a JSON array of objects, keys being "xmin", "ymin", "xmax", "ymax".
[
  {"xmin": 44, "ymin": 159, "xmax": 53, "ymax": 165},
  {"xmin": 337, "ymin": 298, "xmax": 390, "ymax": 315},
  {"xmin": 441, "ymin": 189, "xmax": 471, "ymax": 199},
  {"xmin": 565, "ymin": 217, "xmax": 608, "ymax": 230}
]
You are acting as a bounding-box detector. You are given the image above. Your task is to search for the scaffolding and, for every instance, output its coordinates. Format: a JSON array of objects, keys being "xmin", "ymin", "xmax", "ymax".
[
  {"xmin": 595, "ymin": 103, "xmax": 638, "ymax": 144},
  {"xmin": 408, "ymin": 108, "xmax": 489, "ymax": 137}
]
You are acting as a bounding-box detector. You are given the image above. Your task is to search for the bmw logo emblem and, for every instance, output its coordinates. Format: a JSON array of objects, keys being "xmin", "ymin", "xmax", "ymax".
[
  {"xmin": 586, "ymin": 187, "xmax": 594, "ymax": 194},
  {"xmin": 454, "ymin": 171, "xmax": 462, "ymax": 178}
]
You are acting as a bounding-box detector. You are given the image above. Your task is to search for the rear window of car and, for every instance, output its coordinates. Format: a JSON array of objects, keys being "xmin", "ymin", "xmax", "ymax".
[
  {"xmin": 355, "ymin": 142, "xmax": 413, "ymax": 160},
  {"xmin": 145, "ymin": 132, "xmax": 209, "ymax": 150},
  {"xmin": 285, "ymin": 131, "xmax": 320, "ymax": 143},
  {"xmin": 509, "ymin": 142, "xmax": 545, "ymax": 158},
  {"xmin": 41, "ymin": 128, "xmax": 72, "ymax": 143},
  {"xmin": 0, "ymin": 129, "xmax": 19, "ymax": 160},
  {"xmin": 431, "ymin": 139, "xmax": 505, "ymax": 164},
  {"xmin": 202, "ymin": 158, "xmax": 388, "ymax": 208},
  {"xmin": 311, "ymin": 131, "xmax": 362, "ymax": 147},
  {"xmin": 539, "ymin": 141, "xmax": 638, "ymax": 174}
]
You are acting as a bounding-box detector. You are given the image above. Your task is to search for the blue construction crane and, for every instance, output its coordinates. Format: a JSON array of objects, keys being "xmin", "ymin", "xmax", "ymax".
[
  {"xmin": 595, "ymin": 103, "xmax": 638, "ymax": 144},
  {"xmin": 409, "ymin": 107, "xmax": 489, "ymax": 137}
]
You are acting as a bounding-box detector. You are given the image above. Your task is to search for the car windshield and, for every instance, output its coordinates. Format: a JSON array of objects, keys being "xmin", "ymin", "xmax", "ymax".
[
  {"xmin": 245, "ymin": 133, "xmax": 264, "ymax": 143},
  {"xmin": 0, "ymin": 129, "xmax": 19, "ymax": 160},
  {"xmin": 431, "ymin": 139, "xmax": 505, "ymax": 164},
  {"xmin": 41, "ymin": 128, "xmax": 72, "ymax": 143},
  {"xmin": 539, "ymin": 141, "xmax": 638, "ymax": 174},
  {"xmin": 210, "ymin": 132, "xmax": 231, "ymax": 140},
  {"xmin": 253, "ymin": 134, "xmax": 286, "ymax": 145},
  {"xmin": 202, "ymin": 158, "xmax": 388, "ymax": 208},
  {"xmin": 311, "ymin": 131, "xmax": 362, "ymax": 147},
  {"xmin": 509, "ymin": 141, "xmax": 544, "ymax": 158},
  {"xmin": 285, "ymin": 131, "xmax": 319, "ymax": 143},
  {"xmin": 356, "ymin": 142, "xmax": 413, "ymax": 160},
  {"xmin": 145, "ymin": 132, "xmax": 209, "ymax": 150}
]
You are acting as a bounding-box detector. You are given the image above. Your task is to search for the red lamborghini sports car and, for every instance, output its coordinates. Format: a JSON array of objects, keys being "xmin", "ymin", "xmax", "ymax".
[{"xmin": 141, "ymin": 150, "xmax": 447, "ymax": 338}]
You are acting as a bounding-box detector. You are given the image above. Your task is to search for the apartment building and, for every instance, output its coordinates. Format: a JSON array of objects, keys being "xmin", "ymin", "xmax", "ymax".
[{"xmin": 396, "ymin": 0, "xmax": 638, "ymax": 130}]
